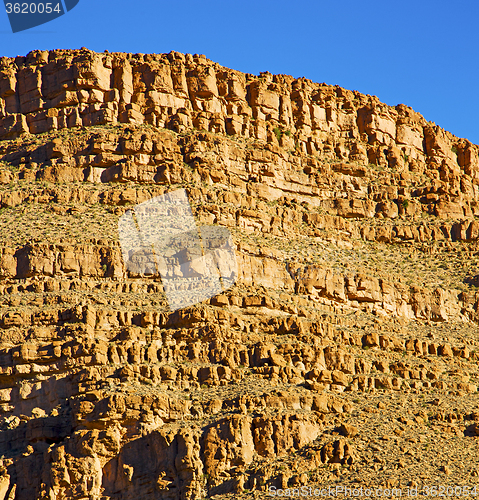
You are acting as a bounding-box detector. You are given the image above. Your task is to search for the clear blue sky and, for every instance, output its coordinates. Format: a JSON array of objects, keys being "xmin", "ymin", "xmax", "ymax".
[{"xmin": 1, "ymin": 0, "xmax": 478, "ymax": 144}]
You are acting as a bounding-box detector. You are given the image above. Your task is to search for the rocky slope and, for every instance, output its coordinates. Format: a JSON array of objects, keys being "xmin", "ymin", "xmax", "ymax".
[{"xmin": 0, "ymin": 48, "xmax": 479, "ymax": 499}]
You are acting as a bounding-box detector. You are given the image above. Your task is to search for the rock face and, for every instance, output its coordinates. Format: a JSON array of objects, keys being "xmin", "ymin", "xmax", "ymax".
[{"xmin": 0, "ymin": 49, "xmax": 479, "ymax": 498}]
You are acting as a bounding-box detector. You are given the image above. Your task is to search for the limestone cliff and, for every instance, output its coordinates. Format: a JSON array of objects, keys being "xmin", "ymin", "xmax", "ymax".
[{"xmin": 0, "ymin": 49, "xmax": 478, "ymax": 499}]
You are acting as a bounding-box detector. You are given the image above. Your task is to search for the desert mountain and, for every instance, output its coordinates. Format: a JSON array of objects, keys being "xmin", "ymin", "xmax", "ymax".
[{"xmin": 0, "ymin": 49, "xmax": 478, "ymax": 499}]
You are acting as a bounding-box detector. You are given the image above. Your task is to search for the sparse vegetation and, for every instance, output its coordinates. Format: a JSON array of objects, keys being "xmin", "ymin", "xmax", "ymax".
[{"xmin": 273, "ymin": 126, "xmax": 282, "ymax": 142}]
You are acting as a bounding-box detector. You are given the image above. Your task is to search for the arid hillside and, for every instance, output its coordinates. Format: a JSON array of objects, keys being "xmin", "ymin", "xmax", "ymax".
[{"xmin": 0, "ymin": 48, "xmax": 479, "ymax": 499}]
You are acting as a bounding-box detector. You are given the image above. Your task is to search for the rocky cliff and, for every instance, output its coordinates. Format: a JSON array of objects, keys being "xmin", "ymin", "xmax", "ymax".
[{"xmin": 0, "ymin": 49, "xmax": 479, "ymax": 499}]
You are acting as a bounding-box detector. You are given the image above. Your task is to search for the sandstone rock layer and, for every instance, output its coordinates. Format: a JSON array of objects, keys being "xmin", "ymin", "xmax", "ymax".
[{"xmin": 0, "ymin": 49, "xmax": 479, "ymax": 499}]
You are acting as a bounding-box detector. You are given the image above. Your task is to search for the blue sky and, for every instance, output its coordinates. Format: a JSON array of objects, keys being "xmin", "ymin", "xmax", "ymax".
[{"xmin": 1, "ymin": 0, "xmax": 478, "ymax": 144}]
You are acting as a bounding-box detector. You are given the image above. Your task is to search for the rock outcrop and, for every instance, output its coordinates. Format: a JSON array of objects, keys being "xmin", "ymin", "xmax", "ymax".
[{"xmin": 0, "ymin": 49, "xmax": 478, "ymax": 499}]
